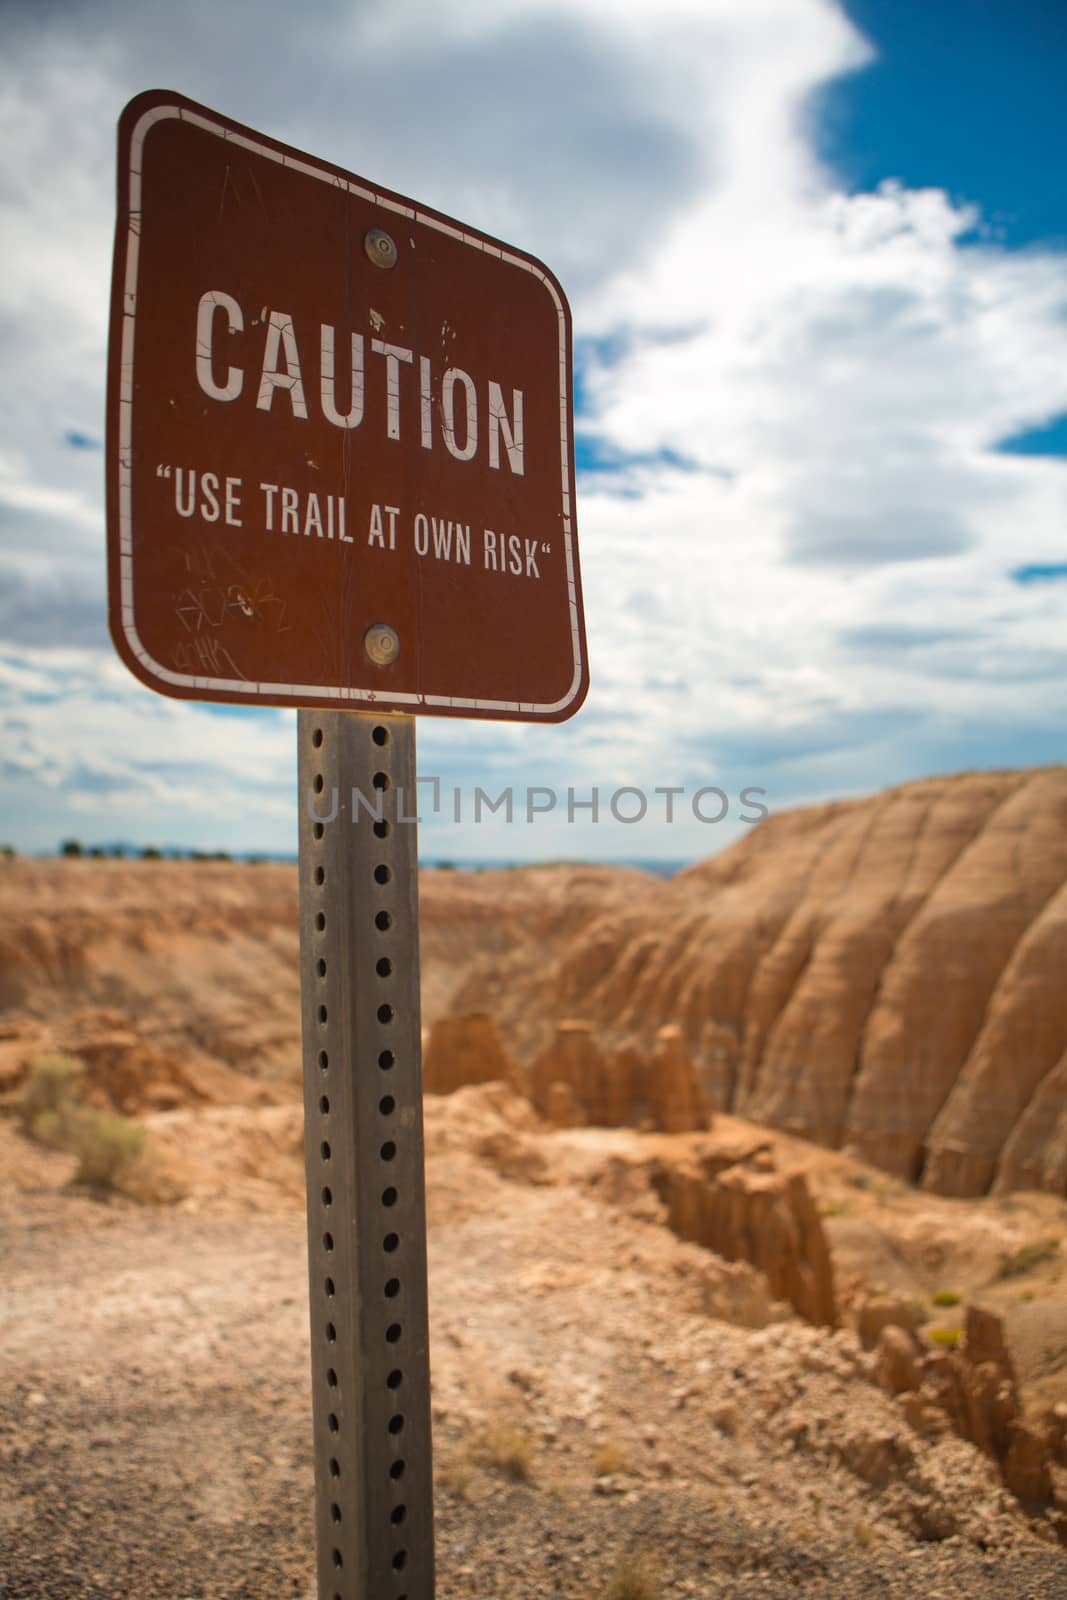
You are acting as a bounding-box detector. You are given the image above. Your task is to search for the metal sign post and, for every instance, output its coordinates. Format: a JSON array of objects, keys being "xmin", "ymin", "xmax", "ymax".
[
  {"xmin": 105, "ymin": 88, "xmax": 587, "ymax": 1600},
  {"xmin": 298, "ymin": 710, "xmax": 433, "ymax": 1599}
]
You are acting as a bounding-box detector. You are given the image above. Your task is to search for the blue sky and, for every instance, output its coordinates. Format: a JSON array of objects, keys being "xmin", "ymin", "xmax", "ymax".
[
  {"xmin": 0, "ymin": 0, "xmax": 1064, "ymax": 861},
  {"xmin": 817, "ymin": 0, "xmax": 1067, "ymax": 461},
  {"xmin": 819, "ymin": 1, "xmax": 1067, "ymax": 252}
]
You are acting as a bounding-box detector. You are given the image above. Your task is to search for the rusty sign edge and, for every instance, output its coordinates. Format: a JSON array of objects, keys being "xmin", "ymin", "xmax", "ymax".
[{"xmin": 105, "ymin": 88, "xmax": 589, "ymax": 724}]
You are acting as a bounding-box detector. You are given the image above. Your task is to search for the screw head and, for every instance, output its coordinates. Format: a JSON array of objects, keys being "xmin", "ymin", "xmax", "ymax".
[
  {"xmin": 364, "ymin": 228, "xmax": 398, "ymax": 270},
  {"xmin": 365, "ymin": 623, "xmax": 400, "ymax": 666}
]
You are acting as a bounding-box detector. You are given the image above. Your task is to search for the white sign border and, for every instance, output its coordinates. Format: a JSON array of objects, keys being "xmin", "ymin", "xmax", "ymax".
[{"xmin": 117, "ymin": 101, "xmax": 584, "ymax": 718}]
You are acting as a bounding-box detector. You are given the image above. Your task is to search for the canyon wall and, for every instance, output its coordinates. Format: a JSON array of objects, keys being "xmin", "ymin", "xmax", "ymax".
[
  {"xmin": 447, "ymin": 769, "xmax": 1067, "ymax": 1196},
  {"xmin": 3, "ymin": 766, "xmax": 1065, "ymax": 1196}
]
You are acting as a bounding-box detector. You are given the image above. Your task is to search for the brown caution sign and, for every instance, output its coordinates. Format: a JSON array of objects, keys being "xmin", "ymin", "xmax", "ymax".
[{"xmin": 107, "ymin": 90, "xmax": 587, "ymax": 722}]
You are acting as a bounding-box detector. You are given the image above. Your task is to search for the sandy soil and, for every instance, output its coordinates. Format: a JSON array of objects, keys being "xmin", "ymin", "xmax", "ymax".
[{"xmin": 2, "ymin": 1101, "xmax": 1066, "ymax": 1600}]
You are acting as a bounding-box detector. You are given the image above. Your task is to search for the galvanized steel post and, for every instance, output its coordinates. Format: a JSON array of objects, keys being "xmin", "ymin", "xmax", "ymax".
[{"xmin": 298, "ymin": 709, "xmax": 434, "ymax": 1599}]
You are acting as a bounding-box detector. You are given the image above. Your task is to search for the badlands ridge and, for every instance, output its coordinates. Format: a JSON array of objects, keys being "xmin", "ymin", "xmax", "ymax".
[{"xmin": 5, "ymin": 766, "xmax": 1064, "ymax": 1197}]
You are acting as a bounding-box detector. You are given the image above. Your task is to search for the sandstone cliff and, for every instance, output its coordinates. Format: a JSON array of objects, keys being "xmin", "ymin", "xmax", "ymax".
[
  {"xmin": 3, "ymin": 766, "xmax": 1065, "ymax": 1197},
  {"xmin": 527, "ymin": 1019, "xmax": 710, "ymax": 1134},
  {"xmin": 871, "ymin": 1303, "xmax": 1056, "ymax": 1510},
  {"xmin": 447, "ymin": 768, "xmax": 1067, "ymax": 1196},
  {"xmin": 656, "ymin": 1143, "xmax": 836, "ymax": 1326},
  {"xmin": 423, "ymin": 1013, "xmax": 519, "ymax": 1096}
]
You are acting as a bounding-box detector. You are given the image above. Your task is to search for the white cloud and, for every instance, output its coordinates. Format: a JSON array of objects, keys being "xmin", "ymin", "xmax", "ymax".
[
  {"xmin": 0, "ymin": 645, "xmax": 295, "ymax": 850},
  {"xmin": 0, "ymin": 449, "xmax": 102, "ymax": 530},
  {"xmin": 573, "ymin": 164, "xmax": 1067, "ymax": 785},
  {"xmin": 0, "ymin": 0, "xmax": 1064, "ymax": 857}
]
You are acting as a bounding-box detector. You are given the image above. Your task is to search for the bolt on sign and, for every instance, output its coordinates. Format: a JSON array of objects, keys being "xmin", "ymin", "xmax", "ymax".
[{"xmin": 107, "ymin": 89, "xmax": 587, "ymax": 722}]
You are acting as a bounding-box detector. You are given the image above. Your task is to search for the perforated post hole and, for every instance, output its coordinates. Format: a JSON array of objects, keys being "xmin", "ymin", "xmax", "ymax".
[{"xmin": 298, "ymin": 710, "xmax": 435, "ymax": 1599}]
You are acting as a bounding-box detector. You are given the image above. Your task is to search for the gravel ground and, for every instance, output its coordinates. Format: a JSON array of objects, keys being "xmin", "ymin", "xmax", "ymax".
[{"xmin": 2, "ymin": 1139, "xmax": 1067, "ymax": 1599}]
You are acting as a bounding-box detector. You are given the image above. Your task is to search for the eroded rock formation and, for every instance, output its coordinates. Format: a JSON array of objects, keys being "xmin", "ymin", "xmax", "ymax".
[
  {"xmin": 655, "ymin": 1141, "xmax": 836, "ymax": 1327},
  {"xmin": 446, "ymin": 768, "xmax": 1067, "ymax": 1196},
  {"xmin": 872, "ymin": 1303, "xmax": 1053, "ymax": 1511},
  {"xmin": 4, "ymin": 766, "xmax": 1066, "ymax": 1197},
  {"xmin": 529, "ymin": 1020, "xmax": 615, "ymax": 1125},
  {"xmin": 1, "ymin": 1006, "xmax": 277, "ymax": 1116},
  {"xmin": 423, "ymin": 1013, "xmax": 517, "ymax": 1097},
  {"xmin": 527, "ymin": 1020, "xmax": 709, "ymax": 1134}
]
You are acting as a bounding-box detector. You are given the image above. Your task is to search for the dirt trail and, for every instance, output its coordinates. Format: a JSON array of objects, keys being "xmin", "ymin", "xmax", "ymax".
[{"xmin": 3, "ymin": 1112, "xmax": 1067, "ymax": 1600}]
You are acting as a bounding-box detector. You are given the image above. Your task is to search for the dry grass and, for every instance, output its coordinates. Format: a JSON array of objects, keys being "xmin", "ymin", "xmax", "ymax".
[
  {"xmin": 17, "ymin": 1051, "xmax": 84, "ymax": 1129},
  {"xmin": 476, "ymin": 1423, "xmax": 534, "ymax": 1482},
  {"xmin": 928, "ymin": 1325, "xmax": 961, "ymax": 1349},
  {"xmin": 594, "ymin": 1438, "xmax": 629, "ymax": 1477},
  {"xmin": 436, "ymin": 1459, "xmax": 473, "ymax": 1500},
  {"xmin": 595, "ymin": 1552, "xmax": 659, "ymax": 1600},
  {"xmin": 69, "ymin": 1112, "xmax": 145, "ymax": 1186},
  {"xmin": 19, "ymin": 1052, "xmax": 144, "ymax": 1189}
]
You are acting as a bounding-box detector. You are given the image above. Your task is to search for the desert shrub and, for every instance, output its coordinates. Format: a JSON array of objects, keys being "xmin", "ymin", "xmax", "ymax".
[
  {"xmin": 20, "ymin": 1052, "xmax": 144, "ymax": 1189},
  {"xmin": 597, "ymin": 1553, "xmax": 659, "ymax": 1600},
  {"xmin": 60, "ymin": 839, "xmax": 83, "ymax": 857},
  {"xmin": 928, "ymin": 1325, "xmax": 961, "ymax": 1348},
  {"xmin": 18, "ymin": 1052, "xmax": 85, "ymax": 1131},
  {"xmin": 478, "ymin": 1424, "xmax": 533, "ymax": 1482},
  {"xmin": 997, "ymin": 1239, "xmax": 1060, "ymax": 1279},
  {"xmin": 66, "ymin": 1111, "xmax": 144, "ymax": 1186},
  {"xmin": 931, "ymin": 1289, "xmax": 962, "ymax": 1308},
  {"xmin": 140, "ymin": 846, "xmax": 162, "ymax": 860},
  {"xmin": 436, "ymin": 1460, "xmax": 472, "ymax": 1500}
]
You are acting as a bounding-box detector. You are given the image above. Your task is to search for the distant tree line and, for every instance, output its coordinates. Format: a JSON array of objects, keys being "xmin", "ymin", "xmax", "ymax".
[{"xmin": 57, "ymin": 840, "xmax": 250, "ymax": 862}]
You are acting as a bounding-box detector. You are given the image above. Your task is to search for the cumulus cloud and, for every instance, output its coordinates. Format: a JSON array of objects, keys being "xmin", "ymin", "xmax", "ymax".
[{"xmin": 1, "ymin": 0, "xmax": 1065, "ymax": 856}]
